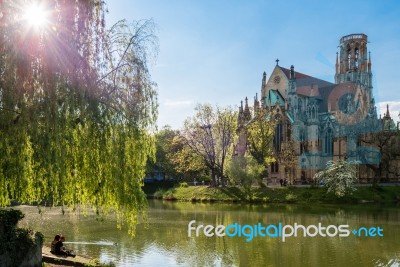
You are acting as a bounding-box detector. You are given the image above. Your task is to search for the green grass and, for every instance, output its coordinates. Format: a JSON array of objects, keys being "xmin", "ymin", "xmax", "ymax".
[{"xmin": 153, "ymin": 185, "xmax": 400, "ymax": 204}]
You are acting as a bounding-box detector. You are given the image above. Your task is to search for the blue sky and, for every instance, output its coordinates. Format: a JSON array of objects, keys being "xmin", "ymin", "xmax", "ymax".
[{"xmin": 107, "ymin": 0, "xmax": 400, "ymax": 129}]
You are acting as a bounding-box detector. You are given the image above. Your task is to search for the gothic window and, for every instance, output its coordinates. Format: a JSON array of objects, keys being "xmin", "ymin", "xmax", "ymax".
[
  {"xmin": 274, "ymin": 122, "xmax": 283, "ymax": 152},
  {"xmin": 271, "ymin": 162, "xmax": 279, "ymax": 173},
  {"xmin": 324, "ymin": 128, "xmax": 333, "ymax": 155},
  {"xmin": 355, "ymin": 48, "xmax": 359, "ymax": 69}
]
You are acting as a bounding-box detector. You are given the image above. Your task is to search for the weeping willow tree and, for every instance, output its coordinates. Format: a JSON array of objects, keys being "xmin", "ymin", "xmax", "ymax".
[{"xmin": 0, "ymin": 0, "xmax": 158, "ymax": 234}]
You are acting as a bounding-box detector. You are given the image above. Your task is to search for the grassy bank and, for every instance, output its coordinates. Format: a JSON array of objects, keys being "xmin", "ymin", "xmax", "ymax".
[{"xmin": 152, "ymin": 185, "xmax": 400, "ymax": 204}]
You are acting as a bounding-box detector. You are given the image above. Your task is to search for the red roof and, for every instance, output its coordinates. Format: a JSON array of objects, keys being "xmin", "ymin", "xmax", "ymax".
[
  {"xmin": 280, "ymin": 67, "xmax": 311, "ymax": 79},
  {"xmin": 297, "ymin": 85, "xmax": 320, "ymax": 97},
  {"xmin": 279, "ymin": 66, "xmax": 334, "ymax": 89}
]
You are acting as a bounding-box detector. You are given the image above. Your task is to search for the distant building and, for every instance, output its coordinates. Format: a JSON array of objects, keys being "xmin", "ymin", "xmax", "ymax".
[{"xmin": 236, "ymin": 34, "xmax": 399, "ymax": 184}]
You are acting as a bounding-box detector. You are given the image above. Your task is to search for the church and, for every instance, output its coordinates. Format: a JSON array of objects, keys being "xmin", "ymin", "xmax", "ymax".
[{"xmin": 236, "ymin": 33, "xmax": 399, "ymax": 184}]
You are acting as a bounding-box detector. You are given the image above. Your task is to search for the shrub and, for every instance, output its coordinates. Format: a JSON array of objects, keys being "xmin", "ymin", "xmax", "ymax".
[
  {"xmin": 225, "ymin": 155, "xmax": 264, "ymax": 189},
  {"xmin": 163, "ymin": 194, "xmax": 176, "ymax": 200},
  {"xmin": 0, "ymin": 209, "xmax": 43, "ymax": 267},
  {"xmin": 262, "ymin": 196, "xmax": 270, "ymax": 202},
  {"xmin": 285, "ymin": 193, "xmax": 297, "ymax": 203},
  {"xmin": 314, "ymin": 160, "xmax": 358, "ymax": 197},
  {"xmin": 153, "ymin": 189, "xmax": 166, "ymax": 199},
  {"xmin": 179, "ymin": 182, "xmax": 189, "ymax": 188}
]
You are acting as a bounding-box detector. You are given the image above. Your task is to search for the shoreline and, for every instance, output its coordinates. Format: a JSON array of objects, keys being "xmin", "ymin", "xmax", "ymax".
[
  {"xmin": 42, "ymin": 246, "xmax": 113, "ymax": 267},
  {"xmin": 42, "ymin": 246, "xmax": 92, "ymax": 267},
  {"xmin": 149, "ymin": 184, "xmax": 400, "ymax": 204}
]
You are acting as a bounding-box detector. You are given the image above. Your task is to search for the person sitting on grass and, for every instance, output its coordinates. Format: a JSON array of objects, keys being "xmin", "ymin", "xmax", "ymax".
[
  {"xmin": 51, "ymin": 234, "xmax": 76, "ymax": 257},
  {"xmin": 50, "ymin": 234, "xmax": 61, "ymax": 254},
  {"xmin": 59, "ymin": 235, "xmax": 76, "ymax": 257}
]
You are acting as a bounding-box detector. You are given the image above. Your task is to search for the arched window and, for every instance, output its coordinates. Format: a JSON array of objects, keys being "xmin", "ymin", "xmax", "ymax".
[
  {"xmin": 324, "ymin": 128, "xmax": 333, "ymax": 155},
  {"xmin": 271, "ymin": 162, "xmax": 279, "ymax": 173},
  {"xmin": 355, "ymin": 48, "xmax": 359, "ymax": 68},
  {"xmin": 312, "ymin": 106, "xmax": 316, "ymax": 119},
  {"xmin": 274, "ymin": 122, "xmax": 283, "ymax": 152}
]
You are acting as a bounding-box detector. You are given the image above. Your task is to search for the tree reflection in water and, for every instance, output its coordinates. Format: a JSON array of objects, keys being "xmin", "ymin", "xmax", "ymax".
[{"xmin": 18, "ymin": 201, "xmax": 400, "ymax": 267}]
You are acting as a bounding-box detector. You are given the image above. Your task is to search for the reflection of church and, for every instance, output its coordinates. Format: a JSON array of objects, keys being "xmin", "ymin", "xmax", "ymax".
[{"xmin": 237, "ymin": 34, "xmax": 398, "ymax": 183}]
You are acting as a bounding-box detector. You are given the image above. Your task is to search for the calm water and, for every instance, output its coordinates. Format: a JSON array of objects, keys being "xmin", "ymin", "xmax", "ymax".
[{"xmin": 18, "ymin": 200, "xmax": 400, "ymax": 267}]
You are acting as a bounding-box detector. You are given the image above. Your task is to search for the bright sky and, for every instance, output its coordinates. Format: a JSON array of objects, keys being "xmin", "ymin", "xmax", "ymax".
[{"xmin": 106, "ymin": 0, "xmax": 400, "ymax": 129}]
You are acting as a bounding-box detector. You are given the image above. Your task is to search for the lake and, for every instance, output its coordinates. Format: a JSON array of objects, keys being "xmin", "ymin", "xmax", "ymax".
[{"xmin": 18, "ymin": 200, "xmax": 400, "ymax": 267}]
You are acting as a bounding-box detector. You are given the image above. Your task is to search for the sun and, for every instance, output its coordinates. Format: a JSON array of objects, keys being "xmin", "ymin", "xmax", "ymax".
[{"xmin": 23, "ymin": 2, "xmax": 48, "ymax": 29}]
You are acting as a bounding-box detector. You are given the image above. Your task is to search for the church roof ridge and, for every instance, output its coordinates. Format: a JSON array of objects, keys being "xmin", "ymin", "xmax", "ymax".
[
  {"xmin": 279, "ymin": 66, "xmax": 335, "ymax": 88},
  {"xmin": 279, "ymin": 66, "xmax": 311, "ymax": 79}
]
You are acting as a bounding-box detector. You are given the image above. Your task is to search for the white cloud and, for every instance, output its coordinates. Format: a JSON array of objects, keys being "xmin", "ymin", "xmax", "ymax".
[
  {"xmin": 379, "ymin": 101, "xmax": 400, "ymax": 122},
  {"xmin": 163, "ymin": 99, "xmax": 193, "ymax": 108}
]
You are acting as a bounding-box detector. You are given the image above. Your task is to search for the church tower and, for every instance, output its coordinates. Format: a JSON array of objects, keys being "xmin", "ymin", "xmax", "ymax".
[{"xmin": 335, "ymin": 34, "xmax": 372, "ymax": 90}]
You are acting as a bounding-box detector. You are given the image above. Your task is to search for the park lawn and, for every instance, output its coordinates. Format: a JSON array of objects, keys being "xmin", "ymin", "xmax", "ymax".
[{"xmin": 153, "ymin": 185, "xmax": 400, "ymax": 204}]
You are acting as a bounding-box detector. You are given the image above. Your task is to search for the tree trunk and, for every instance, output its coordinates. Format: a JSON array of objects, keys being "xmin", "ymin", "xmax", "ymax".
[
  {"xmin": 210, "ymin": 169, "xmax": 217, "ymax": 187},
  {"xmin": 366, "ymin": 164, "xmax": 380, "ymax": 186}
]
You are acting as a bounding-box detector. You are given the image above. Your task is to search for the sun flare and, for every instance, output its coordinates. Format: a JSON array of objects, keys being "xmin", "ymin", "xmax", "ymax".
[{"xmin": 23, "ymin": 2, "xmax": 47, "ymax": 29}]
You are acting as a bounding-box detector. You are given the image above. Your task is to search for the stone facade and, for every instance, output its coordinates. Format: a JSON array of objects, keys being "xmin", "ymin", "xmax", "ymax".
[{"xmin": 237, "ymin": 34, "xmax": 399, "ymax": 184}]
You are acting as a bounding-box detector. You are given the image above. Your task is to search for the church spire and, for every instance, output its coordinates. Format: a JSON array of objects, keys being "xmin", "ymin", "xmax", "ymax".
[
  {"xmin": 368, "ymin": 51, "xmax": 372, "ymax": 73},
  {"xmin": 244, "ymin": 97, "xmax": 251, "ymax": 121},
  {"xmin": 290, "ymin": 65, "xmax": 295, "ymax": 79},
  {"xmin": 382, "ymin": 104, "xmax": 394, "ymax": 131},
  {"xmin": 261, "ymin": 71, "xmax": 267, "ymax": 99},
  {"xmin": 385, "ymin": 104, "xmax": 391, "ymax": 119},
  {"xmin": 261, "ymin": 71, "xmax": 266, "ymax": 88},
  {"xmin": 254, "ymin": 93, "xmax": 260, "ymax": 112}
]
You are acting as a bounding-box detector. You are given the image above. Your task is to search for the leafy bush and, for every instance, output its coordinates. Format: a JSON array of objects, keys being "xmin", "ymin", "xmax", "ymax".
[
  {"xmin": 285, "ymin": 193, "xmax": 297, "ymax": 202},
  {"xmin": 153, "ymin": 189, "xmax": 166, "ymax": 199},
  {"xmin": 0, "ymin": 209, "xmax": 43, "ymax": 267},
  {"xmin": 226, "ymin": 155, "xmax": 264, "ymax": 189},
  {"xmin": 314, "ymin": 160, "xmax": 358, "ymax": 197},
  {"xmin": 262, "ymin": 196, "xmax": 270, "ymax": 202},
  {"xmin": 0, "ymin": 209, "xmax": 24, "ymax": 234},
  {"xmin": 179, "ymin": 182, "xmax": 189, "ymax": 188},
  {"xmin": 163, "ymin": 194, "xmax": 176, "ymax": 200}
]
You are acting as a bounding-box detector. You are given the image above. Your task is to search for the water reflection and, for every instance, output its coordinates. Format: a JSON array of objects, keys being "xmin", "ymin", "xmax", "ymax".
[{"xmin": 17, "ymin": 201, "xmax": 400, "ymax": 267}]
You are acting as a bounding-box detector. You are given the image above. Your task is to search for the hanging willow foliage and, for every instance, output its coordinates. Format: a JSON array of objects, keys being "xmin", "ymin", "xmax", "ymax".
[{"xmin": 0, "ymin": 0, "xmax": 158, "ymax": 234}]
